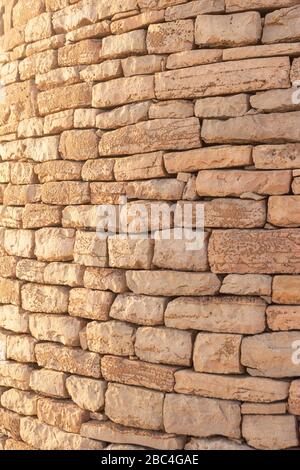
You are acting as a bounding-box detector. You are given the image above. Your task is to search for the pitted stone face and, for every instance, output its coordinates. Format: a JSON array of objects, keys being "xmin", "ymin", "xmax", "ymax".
[{"xmin": 0, "ymin": 0, "xmax": 299, "ymax": 452}]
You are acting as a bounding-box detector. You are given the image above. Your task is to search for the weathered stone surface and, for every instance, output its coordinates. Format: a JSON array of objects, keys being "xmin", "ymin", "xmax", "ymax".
[
  {"xmin": 101, "ymin": 30, "xmax": 147, "ymax": 59},
  {"xmin": 66, "ymin": 376, "xmax": 106, "ymax": 412},
  {"xmin": 19, "ymin": 50, "xmax": 57, "ymax": 80},
  {"xmin": 267, "ymin": 305, "xmax": 300, "ymax": 330},
  {"xmin": 108, "ymin": 237, "xmax": 154, "ymax": 269},
  {"xmin": 0, "ymin": 408, "xmax": 21, "ymax": 439},
  {"xmin": 29, "ymin": 314, "xmax": 86, "ymax": 347},
  {"xmin": 250, "ymin": 88, "xmax": 300, "ymax": 113},
  {"xmin": 41, "ymin": 181, "xmax": 90, "ymax": 205},
  {"xmin": 81, "ymin": 420, "xmax": 185, "ymax": 450},
  {"xmin": 126, "ymin": 270, "xmax": 221, "ymax": 296},
  {"xmin": 195, "ymin": 12, "xmax": 262, "ymax": 47},
  {"xmin": 209, "ymin": 229, "xmax": 300, "ymax": 274},
  {"xmin": 38, "ymin": 83, "xmax": 92, "ymax": 115},
  {"xmin": 44, "ymin": 262, "xmax": 84, "ymax": 287},
  {"xmin": 155, "ymin": 57, "xmax": 290, "ymax": 99},
  {"xmin": 20, "ymin": 417, "xmax": 104, "ymax": 450},
  {"xmin": 288, "ymin": 380, "xmax": 300, "ymax": 414},
  {"xmin": 37, "ymin": 398, "xmax": 90, "ymax": 433},
  {"xmin": 273, "ymin": 275, "xmax": 300, "ymax": 304},
  {"xmin": 97, "ymin": 102, "xmax": 150, "ymax": 130},
  {"xmin": 185, "ymin": 437, "xmax": 251, "ymax": 451},
  {"xmin": 0, "ymin": 305, "xmax": 29, "ymax": 334},
  {"xmin": 263, "ymin": 6, "xmax": 300, "ymax": 44},
  {"xmin": 242, "ymin": 415, "xmax": 298, "ymax": 450},
  {"xmin": 175, "ymin": 369, "xmax": 289, "ymax": 403},
  {"xmin": 165, "ymin": 0, "xmax": 225, "ymax": 21},
  {"xmin": 80, "ymin": 59, "xmax": 123, "ymax": 81},
  {"xmin": 24, "ymin": 136, "xmax": 60, "ymax": 162},
  {"xmin": 4, "ymin": 228, "xmax": 35, "ymax": 258},
  {"xmin": 35, "ymin": 342, "xmax": 101, "ymax": 378},
  {"xmin": 268, "ymin": 196, "xmax": 300, "ymax": 226},
  {"xmin": 241, "ymin": 332, "xmax": 300, "ymax": 378},
  {"xmin": 1, "ymin": 389, "xmax": 38, "ymax": 416},
  {"xmin": 164, "ymin": 394, "xmax": 241, "ymax": 439},
  {"xmin": 58, "ymin": 40, "xmax": 101, "ymax": 66},
  {"xmin": 93, "ymin": 75, "xmax": 155, "ymax": 109},
  {"xmin": 111, "ymin": 10, "xmax": 164, "ymax": 35},
  {"xmin": 165, "ymin": 296, "xmax": 266, "ymax": 333},
  {"xmin": 149, "ymin": 100, "xmax": 194, "ymax": 119},
  {"xmin": 69, "ymin": 288, "xmax": 114, "ymax": 321},
  {"xmin": 23, "ymin": 204, "xmax": 62, "ymax": 229},
  {"xmin": 7, "ymin": 334, "xmax": 37, "ymax": 363},
  {"xmin": 4, "ymin": 439, "xmax": 36, "ymax": 450},
  {"xmin": 101, "ymin": 356, "xmax": 176, "ymax": 392},
  {"xmin": 21, "ymin": 283, "xmax": 69, "ymax": 313},
  {"xmin": 84, "ymin": 267, "xmax": 127, "ymax": 293},
  {"xmin": 105, "ymin": 383, "xmax": 164, "ymax": 431},
  {"xmin": 35, "ymin": 228, "xmax": 75, "ymax": 262},
  {"xmin": 30, "ymin": 369, "xmax": 69, "ymax": 398},
  {"xmin": 110, "ymin": 294, "xmax": 167, "ymax": 326},
  {"xmin": 74, "ymin": 231, "xmax": 108, "ymax": 267},
  {"xmin": 241, "ymin": 402, "xmax": 287, "ymax": 415},
  {"xmin": 86, "ymin": 320, "xmax": 135, "ymax": 356},
  {"xmin": 16, "ymin": 260, "xmax": 46, "ymax": 284},
  {"xmin": 0, "ymin": 362, "xmax": 33, "ymax": 391},
  {"xmin": 59, "ymin": 130, "xmax": 98, "ymax": 161},
  {"xmin": 195, "ymin": 94, "xmax": 250, "ymax": 119},
  {"xmin": 122, "ymin": 54, "xmax": 165, "ymax": 76},
  {"xmin": 43, "ymin": 110, "xmax": 74, "ymax": 134},
  {"xmin": 193, "ymin": 333, "xmax": 243, "ymax": 374},
  {"xmin": 135, "ymin": 327, "xmax": 193, "ymax": 366},
  {"xmin": 166, "ymin": 49, "xmax": 222, "ymax": 69},
  {"xmin": 220, "ymin": 274, "xmax": 272, "ymax": 296},
  {"xmin": 147, "ymin": 20, "xmax": 194, "ymax": 54},
  {"xmin": 114, "ymin": 152, "xmax": 166, "ymax": 181},
  {"xmin": 0, "ymin": 278, "xmax": 22, "ymax": 305},
  {"xmin": 226, "ymin": 0, "xmax": 299, "ymax": 12}
]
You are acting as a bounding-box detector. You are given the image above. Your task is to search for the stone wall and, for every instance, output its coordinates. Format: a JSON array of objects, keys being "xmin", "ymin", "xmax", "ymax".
[{"xmin": 0, "ymin": 0, "xmax": 299, "ymax": 451}]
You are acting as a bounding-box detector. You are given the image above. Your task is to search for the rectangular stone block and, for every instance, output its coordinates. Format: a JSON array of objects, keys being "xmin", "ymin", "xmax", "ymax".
[
  {"xmin": 165, "ymin": 0, "xmax": 225, "ymax": 20},
  {"xmin": 23, "ymin": 204, "xmax": 62, "ymax": 229},
  {"xmin": 58, "ymin": 39, "xmax": 100, "ymax": 66},
  {"xmin": 35, "ymin": 161, "xmax": 82, "ymax": 184},
  {"xmin": 3, "ymin": 184, "xmax": 41, "ymax": 206},
  {"xmin": 220, "ymin": 274, "xmax": 272, "ymax": 296},
  {"xmin": 165, "ymin": 296, "xmax": 266, "ymax": 334},
  {"xmin": 6, "ymin": 334, "xmax": 37, "ymax": 363},
  {"xmin": 268, "ymin": 196, "xmax": 300, "ymax": 226},
  {"xmin": 0, "ymin": 408, "xmax": 21, "ymax": 440},
  {"xmin": 166, "ymin": 49, "xmax": 222, "ymax": 69},
  {"xmin": 35, "ymin": 342, "xmax": 101, "ymax": 378},
  {"xmin": 262, "ymin": 6, "xmax": 300, "ymax": 44},
  {"xmin": 195, "ymin": 12, "xmax": 261, "ymax": 47},
  {"xmin": 84, "ymin": 267, "xmax": 127, "ymax": 293},
  {"xmin": 195, "ymin": 95, "xmax": 250, "ymax": 119},
  {"xmin": 126, "ymin": 270, "xmax": 221, "ymax": 296},
  {"xmin": 114, "ymin": 152, "xmax": 166, "ymax": 181},
  {"xmin": 0, "ymin": 361, "xmax": 33, "ymax": 391},
  {"xmin": 226, "ymin": 0, "xmax": 299, "ymax": 11},
  {"xmin": 111, "ymin": 10, "xmax": 165, "ymax": 34},
  {"xmin": 73, "ymin": 231, "xmax": 108, "ymax": 268},
  {"xmin": 164, "ymin": 394, "xmax": 241, "ymax": 439},
  {"xmin": 16, "ymin": 259, "xmax": 46, "ymax": 284},
  {"xmin": 110, "ymin": 293, "xmax": 167, "ymax": 326},
  {"xmin": 30, "ymin": 369, "xmax": 69, "ymax": 398},
  {"xmin": 52, "ymin": 0, "xmax": 99, "ymax": 33},
  {"xmin": 147, "ymin": 20, "xmax": 194, "ymax": 54},
  {"xmin": 43, "ymin": 109, "xmax": 74, "ymax": 134},
  {"xmin": 86, "ymin": 320, "xmax": 135, "ymax": 356},
  {"xmin": 97, "ymin": 101, "xmax": 150, "ymax": 130},
  {"xmin": 0, "ymin": 389, "xmax": 38, "ymax": 416},
  {"xmin": 135, "ymin": 327, "xmax": 193, "ymax": 366},
  {"xmin": 105, "ymin": 383, "xmax": 164, "ymax": 431},
  {"xmin": 19, "ymin": 50, "xmax": 57, "ymax": 80},
  {"xmin": 101, "ymin": 355, "xmax": 176, "ymax": 392},
  {"xmin": 92, "ymin": 75, "xmax": 155, "ymax": 108},
  {"xmin": 253, "ymin": 144, "xmax": 300, "ymax": 169},
  {"xmin": 108, "ymin": 237, "xmax": 154, "ymax": 270},
  {"xmin": 25, "ymin": 12, "xmax": 52, "ymax": 42},
  {"xmin": 29, "ymin": 314, "xmax": 86, "ymax": 347},
  {"xmin": 242, "ymin": 415, "xmax": 298, "ymax": 450},
  {"xmin": 82, "ymin": 159, "xmax": 115, "ymax": 182},
  {"xmin": 273, "ymin": 275, "xmax": 300, "ymax": 304},
  {"xmin": 37, "ymin": 398, "xmax": 89, "ymax": 433},
  {"xmin": 35, "ymin": 228, "xmax": 75, "ymax": 262},
  {"xmin": 66, "ymin": 375, "xmax": 106, "ymax": 412},
  {"xmin": 99, "ymin": 118, "xmax": 201, "ymax": 156},
  {"xmin": 38, "ymin": 83, "xmax": 92, "ymax": 115},
  {"xmin": 10, "ymin": 162, "xmax": 37, "ymax": 184},
  {"xmin": 267, "ymin": 305, "xmax": 300, "ymax": 331},
  {"xmin": 4, "ymin": 228, "xmax": 35, "ymax": 258},
  {"xmin": 21, "ymin": 283, "xmax": 69, "ymax": 313},
  {"xmin": 209, "ymin": 229, "xmax": 300, "ymax": 273},
  {"xmin": 59, "ymin": 129, "xmax": 98, "ymax": 161},
  {"xmin": 44, "ymin": 262, "xmax": 84, "ymax": 288},
  {"xmin": 80, "ymin": 59, "xmax": 123, "ymax": 81},
  {"xmin": 24, "ymin": 136, "xmax": 60, "ymax": 162},
  {"xmin": 68, "ymin": 288, "xmax": 114, "ymax": 321},
  {"xmin": 101, "ymin": 30, "xmax": 147, "ymax": 59},
  {"xmin": 0, "ymin": 278, "xmax": 22, "ymax": 305},
  {"xmin": 41, "ymin": 181, "xmax": 90, "ymax": 205},
  {"xmin": 155, "ymin": 57, "xmax": 290, "ymax": 100}
]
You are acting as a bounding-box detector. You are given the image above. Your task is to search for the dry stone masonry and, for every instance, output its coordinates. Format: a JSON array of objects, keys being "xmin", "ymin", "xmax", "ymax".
[{"xmin": 0, "ymin": 0, "xmax": 299, "ymax": 451}]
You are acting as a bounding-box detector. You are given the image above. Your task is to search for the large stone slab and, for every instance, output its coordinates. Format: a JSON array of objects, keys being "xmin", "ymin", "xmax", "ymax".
[{"xmin": 242, "ymin": 415, "xmax": 298, "ymax": 450}]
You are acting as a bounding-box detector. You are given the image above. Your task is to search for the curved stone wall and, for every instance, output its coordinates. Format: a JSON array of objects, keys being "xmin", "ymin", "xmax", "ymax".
[{"xmin": 0, "ymin": 0, "xmax": 299, "ymax": 451}]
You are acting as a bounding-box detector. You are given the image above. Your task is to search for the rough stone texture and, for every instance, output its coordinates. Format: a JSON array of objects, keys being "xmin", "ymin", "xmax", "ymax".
[{"xmin": 0, "ymin": 0, "xmax": 299, "ymax": 451}]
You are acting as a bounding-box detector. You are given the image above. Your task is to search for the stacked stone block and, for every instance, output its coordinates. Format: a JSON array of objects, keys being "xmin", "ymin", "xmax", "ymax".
[{"xmin": 0, "ymin": 0, "xmax": 299, "ymax": 451}]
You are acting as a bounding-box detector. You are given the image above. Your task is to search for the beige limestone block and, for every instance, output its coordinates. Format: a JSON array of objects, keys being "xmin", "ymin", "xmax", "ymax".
[
  {"xmin": 21, "ymin": 283, "xmax": 69, "ymax": 314},
  {"xmin": 101, "ymin": 355, "xmax": 176, "ymax": 392},
  {"xmin": 0, "ymin": 408, "xmax": 21, "ymax": 440},
  {"xmin": 101, "ymin": 30, "xmax": 147, "ymax": 59},
  {"xmin": 10, "ymin": 162, "xmax": 37, "ymax": 184},
  {"xmin": 3, "ymin": 183, "xmax": 41, "ymax": 206},
  {"xmin": 111, "ymin": 10, "xmax": 165, "ymax": 34},
  {"xmin": 242, "ymin": 415, "xmax": 298, "ymax": 450},
  {"xmin": 13, "ymin": 0, "xmax": 45, "ymax": 27},
  {"xmin": 59, "ymin": 129, "xmax": 98, "ymax": 161},
  {"xmin": 110, "ymin": 293, "xmax": 167, "ymax": 326},
  {"xmin": 82, "ymin": 158, "xmax": 115, "ymax": 182},
  {"xmin": 223, "ymin": 42, "xmax": 300, "ymax": 61},
  {"xmin": 0, "ymin": 278, "xmax": 22, "ymax": 305},
  {"xmin": 74, "ymin": 231, "xmax": 108, "ymax": 268},
  {"xmin": 52, "ymin": 0, "xmax": 99, "ymax": 33},
  {"xmin": 35, "ymin": 227, "xmax": 75, "ymax": 262},
  {"xmin": 0, "ymin": 305, "xmax": 29, "ymax": 334},
  {"xmin": 220, "ymin": 274, "xmax": 272, "ymax": 296},
  {"xmin": 241, "ymin": 402, "xmax": 287, "ymax": 415},
  {"xmin": 25, "ymin": 12, "xmax": 52, "ymax": 43},
  {"xmin": 35, "ymin": 342, "xmax": 101, "ymax": 378},
  {"xmin": 24, "ymin": 136, "xmax": 60, "ymax": 162},
  {"xmin": 267, "ymin": 305, "xmax": 300, "ymax": 331},
  {"xmin": 241, "ymin": 332, "xmax": 300, "ymax": 378},
  {"xmin": 126, "ymin": 270, "xmax": 221, "ymax": 296},
  {"xmin": 165, "ymin": 0, "xmax": 224, "ymax": 20},
  {"xmin": 4, "ymin": 439, "xmax": 36, "ymax": 450},
  {"xmin": 165, "ymin": 296, "xmax": 266, "ymax": 334},
  {"xmin": 62, "ymin": 205, "xmax": 101, "ymax": 229},
  {"xmin": 114, "ymin": 152, "xmax": 166, "ymax": 181},
  {"xmin": 44, "ymin": 262, "xmax": 84, "ymax": 287},
  {"xmin": 1, "ymin": 389, "xmax": 38, "ymax": 416},
  {"xmin": 26, "ymin": 33, "xmax": 65, "ymax": 57},
  {"xmin": 226, "ymin": 0, "xmax": 299, "ymax": 12},
  {"xmin": 0, "ymin": 361, "xmax": 33, "ymax": 391},
  {"xmin": 36, "ymin": 67, "xmax": 81, "ymax": 92},
  {"xmin": 250, "ymin": 88, "xmax": 300, "ymax": 113},
  {"xmin": 99, "ymin": 118, "xmax": 201, "ymax": 156},
  {"xmin": 268, "ymin": 196, "xmax": 300, "ymax": 226},
  {"xmin": 41, "ymin": 181, "xmax": 90, "ymax": 205},
  {"xmin": 80, "ymin": 59, "xmax": 123, "ymax": 81},
  {"xmin": 288, "ymin": 380, "xmax": 300, "ymax": 414},
  {"xmin": 7, "ymin": 334, "xmax": 37, "ymax": 363},
  {"xmin": 37, "ymin": 398, "xmax": 89, "ymax": 433},
  {"xmin": 185, "ymin": 437, "xmax": 251, "ymax": 450},
  {"xmin": 0, "ymin": 207, "xmax": 24, "ymax": 230},
  {"xmin": 16, "ymin": 259, "xmax": 46, "ymax": 284},
  {"xmin": 155, "ymin": 57, "xmax": 290, "ymax": 100},
  {"xmin": 43, "ymin": 110, "xmax": 74, "ymax": 134},
  {"xmin": 293, "ymin": 177, "xmax": 300, "ymax": 193},
  {"xmin": 121, "ymin": 54, "xmax": 165, "ymax": 77},
  {"xmin": 19, "ymin": 50, "xmax": 57, "ymax": 80},
  {"xmin": 135, "ymin": 327, "xmax": 193, "ymax": 366},
  {"xmin": 273, "ymin": 275, "xmax": 300, "ymax": 303},
  {"xmin": 193, "ymin": 333, "xmax": 243, "ymax": 374},
  {"xmin": 97, "ymin": 101, "xmax": 150, "ymax": 130},
  {"xmin": 147, "ymin": 20, "xmax": 194, "ymax": 54},
  {"xmin": 105, "ymin": 383, "xmax": 164, "ymax": 431},
  {"xmin": 166, "ymin": 49, "xmax": 222, "ymax": 69},
  {"xmin": 195, "ymin": 94, "xmax": 249, "ymax": 119},
  {"xmin": 4, "ymin": 228, "xmax": 35, "ymax": 258},
  {"xmin": 84, "ymin": 267, "xmax": 127, "ymax": 293},
  {"xmin": 66, "ymin": 375, "xmax": 106, "ymax": 412},
  {"xmin": 209, "ymin": 229, "xmax": 300, "ymax": 274},
  {"xmin": 30, "ymin": 369, "xmax": 69, "ymax": 398},
  {"xmin": 108, "ymin": 237, "xmax": 154, "ymax": 269},
  {"xmin": 86, "ymin": 320, "xmax": 135, "ymax": 356},
  {"xmin": 38, "ymin": 83, "xmax": 92, "ymax": 115},
  {"xmin": 149, "ymin": 100, "xmax": 194, "ymax": 119},
  {"xmin": 175, "ymin": 369, "xmax": 289, "ymax": 403},
  {"xmin": 18, "ymin": 118, "xmax": 44, "ymax": 139},
  {"xmin": 164, "ymin": 393, "xmax": 241, "ymax": 439},
  {"xmin": 263, "ymin": 6, "xmax": 300, "ymax": 44},
  {"xmin": 29, "ymin": 314, "xmax": 86, "ymax": 347},
  {"xmin": 58, "ymin": 39, "xmax": 100, "ymax": 67},
  {"xmin": 23, "ymin": 204, "xmax": 62, "ymax": 229},
  {"xmin": 66, "ymin": 19, "xmax": 111, "ymax": 42},
  {"xmin": 74, "ymin": 109, "xmax": 99, "ymax": 128},
  {"xmin": 20, "ymin": 417, "xmax": 104, "ymax": 450},
  {"xmin": 69, "ymin": 288, "xmax": 114, "ymax": 321}
]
